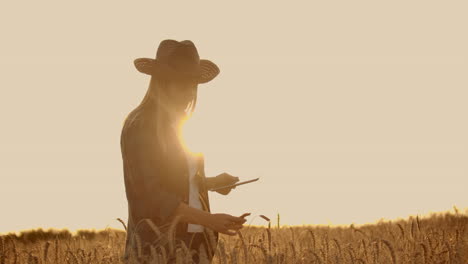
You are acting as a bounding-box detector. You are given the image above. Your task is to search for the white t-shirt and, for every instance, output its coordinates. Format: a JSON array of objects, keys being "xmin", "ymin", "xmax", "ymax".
[{"xmin": 185, "ymin": 151, "xmax": 205, "ymax": 233}]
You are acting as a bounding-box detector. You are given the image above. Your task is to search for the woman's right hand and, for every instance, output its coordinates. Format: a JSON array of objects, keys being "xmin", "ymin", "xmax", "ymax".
[{"xmin": 204, "ymin": 213, "xmax": 248, "ymax": 236}]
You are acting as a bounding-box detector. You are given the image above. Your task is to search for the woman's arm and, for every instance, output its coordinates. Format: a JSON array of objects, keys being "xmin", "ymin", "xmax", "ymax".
[
  {"xmin": 125, "ymin": 122, "xmax": 182, "ymax": 224},
  {"xmin": 125, "ymin": 122, "xmax": 247, "ymax": 235},
  {"xmin": 173, "ymin": 202, "xmax": 247, "ymax": 236},
  {"xmin": 205, "ymin": 176, "xmax": 217, "ymax": 190},
  {"xmin": 204, "ymin": 173, "xmax": 239, "ymax": 195},
  {"xmin": 174, "ymin": 202, "xmax": 211, "ymax": 225}
]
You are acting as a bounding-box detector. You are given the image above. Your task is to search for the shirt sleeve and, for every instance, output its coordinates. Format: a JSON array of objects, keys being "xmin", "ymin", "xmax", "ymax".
[{"xmin": 125, "ymin": 122, "xmax": 182, "ymax": 225}]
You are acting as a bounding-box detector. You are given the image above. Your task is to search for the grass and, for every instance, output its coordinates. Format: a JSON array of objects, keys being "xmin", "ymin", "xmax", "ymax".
[{"xmin": 0, "ymin": 210, "xmax": 466, "ymax": 263}]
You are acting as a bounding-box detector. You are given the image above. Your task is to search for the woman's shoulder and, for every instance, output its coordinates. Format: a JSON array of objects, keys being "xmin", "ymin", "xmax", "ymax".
[{"xmin": 121, "ymin": 109, "xmax": 156, "ymax": 142}]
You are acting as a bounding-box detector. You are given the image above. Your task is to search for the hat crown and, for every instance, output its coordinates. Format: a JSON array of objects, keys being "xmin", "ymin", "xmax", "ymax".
[{"xmin": 156, "ymin": 40, "xmax": 201, "ymax": 75}]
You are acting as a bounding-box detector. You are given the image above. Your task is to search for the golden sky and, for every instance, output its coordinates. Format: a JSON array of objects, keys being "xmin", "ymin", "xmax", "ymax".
[{"xmin": 0, "ymin": 1, "xmax": 466, "ymax": 233}]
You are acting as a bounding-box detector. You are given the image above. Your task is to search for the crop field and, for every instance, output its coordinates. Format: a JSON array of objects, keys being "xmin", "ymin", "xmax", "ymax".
[{"xmin": 0, "ymin": 210, "xmax": 466, "ymax": 264}]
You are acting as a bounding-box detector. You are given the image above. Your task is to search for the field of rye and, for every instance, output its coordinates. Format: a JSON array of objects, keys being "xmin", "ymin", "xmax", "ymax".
[{"xmin": 0, "ymin": 210, "xmax": 466, "ymax": 264}]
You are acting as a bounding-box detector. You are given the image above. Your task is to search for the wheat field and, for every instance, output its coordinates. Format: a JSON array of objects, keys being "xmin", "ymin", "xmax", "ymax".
[{"xmin": 1, "ymin": 210, "xmax": 466, "ymax": 264}]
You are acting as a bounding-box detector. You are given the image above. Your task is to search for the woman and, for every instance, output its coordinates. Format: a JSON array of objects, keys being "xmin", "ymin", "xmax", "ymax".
[{"xmin": 120, "ymin": 39, "xmax": 249, "ymax": 263}]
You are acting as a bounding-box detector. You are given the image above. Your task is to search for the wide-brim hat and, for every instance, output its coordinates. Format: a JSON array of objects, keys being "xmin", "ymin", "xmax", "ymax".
[{"xmin": 134, "ymin": 39, "xmax": 220, "ymax": 84}]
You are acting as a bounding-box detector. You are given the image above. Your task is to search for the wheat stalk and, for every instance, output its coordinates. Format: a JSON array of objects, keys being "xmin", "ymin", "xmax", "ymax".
[
  {"xmin": 43, "ymin": 241, "xmax": 51, "ymax": 263},
  {"xmin": 381, "ymin": 239, "xmax": 396, "ymax": 264}
]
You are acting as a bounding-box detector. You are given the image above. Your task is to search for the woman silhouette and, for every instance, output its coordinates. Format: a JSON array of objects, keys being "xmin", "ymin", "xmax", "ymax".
[{"xmin": 120, "ymin": 39, "xmax": 249, "ymax": 263}]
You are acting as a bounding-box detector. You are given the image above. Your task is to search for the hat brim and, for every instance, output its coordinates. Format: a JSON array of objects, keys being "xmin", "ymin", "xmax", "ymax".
[{"xmin": 134, "ymin": 58, "xmax": 220, "ymax": 84}]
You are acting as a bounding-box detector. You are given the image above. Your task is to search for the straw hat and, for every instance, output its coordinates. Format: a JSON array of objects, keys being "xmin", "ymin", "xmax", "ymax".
[{"xmin": 134, "ymin": 39, "xmax": 220, "ymax": 84}]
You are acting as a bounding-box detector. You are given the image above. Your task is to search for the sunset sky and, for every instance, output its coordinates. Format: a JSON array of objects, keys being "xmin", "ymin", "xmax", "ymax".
[{"xmin": 0, "ymin": 1, "xmax": 466, "ymax": 234}]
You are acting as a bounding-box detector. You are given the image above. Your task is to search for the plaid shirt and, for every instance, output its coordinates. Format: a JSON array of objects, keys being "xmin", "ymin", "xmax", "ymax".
[{"xmin": 120, "ymin": 109, "xmax": 217, "ymax": 260}]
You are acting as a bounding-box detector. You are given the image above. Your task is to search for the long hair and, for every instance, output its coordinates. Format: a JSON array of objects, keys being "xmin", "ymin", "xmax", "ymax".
[{"xmin": 138, "ymin": 76, "xmax": 197, "ymax": 155}]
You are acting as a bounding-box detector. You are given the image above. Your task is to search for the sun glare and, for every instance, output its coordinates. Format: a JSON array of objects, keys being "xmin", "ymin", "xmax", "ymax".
[{"xmin": 179, "ymin": 115, "xmax": 202, "ymax": 155}]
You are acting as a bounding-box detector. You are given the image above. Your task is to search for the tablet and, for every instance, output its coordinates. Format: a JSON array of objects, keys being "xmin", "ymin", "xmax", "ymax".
[{"xmin": 209, "ymin": 178, "xmax": 260, "ymax": 192}]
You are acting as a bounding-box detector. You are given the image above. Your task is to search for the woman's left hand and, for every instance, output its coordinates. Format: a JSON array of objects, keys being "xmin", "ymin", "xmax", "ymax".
[{"xmin": 213, "ymin": 173, "xmax": 239, "ymax": 195}]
